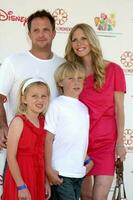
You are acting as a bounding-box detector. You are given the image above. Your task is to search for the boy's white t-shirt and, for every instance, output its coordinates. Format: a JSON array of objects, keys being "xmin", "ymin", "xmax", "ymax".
[
  {"xmin": 0, "ymin": 51, "xmax": 64, "ymax": 124},
  {"xmin": 45, "ymin": 95, "xmax": 89, "ymax": 178}
]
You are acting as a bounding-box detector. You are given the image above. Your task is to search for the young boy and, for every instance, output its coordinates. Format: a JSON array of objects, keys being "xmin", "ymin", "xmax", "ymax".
[{"xmin": 45, "ymin": 61, "xmax": 93, "ymax": 200}]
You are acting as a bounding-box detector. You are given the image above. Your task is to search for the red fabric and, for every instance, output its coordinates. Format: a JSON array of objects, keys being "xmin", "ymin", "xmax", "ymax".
[
  {"xmin": 2, "ymin": 114, "xmax": 46, "ymax": 200},
  {"xmin": 79, "ymin": 62, "xmax": 126, "ymax": 175}
]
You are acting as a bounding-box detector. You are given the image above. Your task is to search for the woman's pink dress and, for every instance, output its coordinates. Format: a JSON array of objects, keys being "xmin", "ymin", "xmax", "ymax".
[
  {"xmin": 2, "ymin": 114, "xmax": 46, "ymax": 200},
  {"xmin": 80, "ymin": 62, "xmax": 126, "ymax": 175}
]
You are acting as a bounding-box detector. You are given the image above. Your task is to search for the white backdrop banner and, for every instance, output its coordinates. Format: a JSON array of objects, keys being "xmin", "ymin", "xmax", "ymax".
[{"xmin": 0, "ymin": 0, "xmax": 133, "ymax": 199}]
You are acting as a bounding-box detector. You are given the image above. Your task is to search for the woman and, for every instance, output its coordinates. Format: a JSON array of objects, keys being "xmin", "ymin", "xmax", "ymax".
[{"xmin": 65, "ymin": 23, "xmax": 126, "ymax": 200}]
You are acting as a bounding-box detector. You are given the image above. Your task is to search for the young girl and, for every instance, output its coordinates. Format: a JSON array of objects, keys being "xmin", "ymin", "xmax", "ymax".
[
  {"xmin": 45, "ymin": 62, "xmax": 94, "ymax": 200},
  {"xmin": 2, "ymin": 78, "xmax": 51, "ymax": 200}
]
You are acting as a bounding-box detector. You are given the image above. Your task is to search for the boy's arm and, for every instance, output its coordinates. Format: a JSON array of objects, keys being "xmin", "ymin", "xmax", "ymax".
[{"xmin": 45, "ymin": 131, "xmax": 63, "ymax": 185}]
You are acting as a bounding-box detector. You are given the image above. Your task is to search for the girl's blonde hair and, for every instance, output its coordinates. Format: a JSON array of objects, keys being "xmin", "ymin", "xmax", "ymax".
[
  {"xmin": 54, "ymin": 61, "xmax": 86, "ymax": 94},
  {"xmin": 17, "ymin": 78, "xmax": 50, "ymax": 114},
  {"xmin": 65, "ymin": 23, "xmax": 105, "ymax": 88}
]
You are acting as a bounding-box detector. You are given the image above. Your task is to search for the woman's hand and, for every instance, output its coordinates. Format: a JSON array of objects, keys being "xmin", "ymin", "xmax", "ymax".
[{"xmin": 116, "ymin": 144, "xmax": 126, "ymax": 161}]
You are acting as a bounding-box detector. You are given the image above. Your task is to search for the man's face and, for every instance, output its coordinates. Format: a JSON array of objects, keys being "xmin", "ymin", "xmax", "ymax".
[{"xmin": 28, "ymin": 17, "xmax": 56, "ymax": 51}]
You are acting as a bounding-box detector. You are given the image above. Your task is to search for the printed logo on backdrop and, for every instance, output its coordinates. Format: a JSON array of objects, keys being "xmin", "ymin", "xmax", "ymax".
[
  {"xmin": 0, "ymin": 9, "xmax": 27, "ymax": 26},
  {"xmin": 0, "ymin": 8, "xmax": 71, "ymax": 33},
  {"xmin": 94, "ymin": 12, "xmax": 122, "ymax": 37},
  {"xmin": 52, "ymin": 8, "xmax": 71, "ymax": 33},
  {"xmin": 120, "ymin": 51, "xmax": 133, "ymax": 74},
  {"xmin": 124, "ymin": 129, "xmax": 133, "ymax": 153}
]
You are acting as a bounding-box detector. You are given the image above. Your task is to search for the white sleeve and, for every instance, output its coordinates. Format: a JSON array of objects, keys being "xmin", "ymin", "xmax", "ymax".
[
  {"xmin": 45, "ymin": 101, "xmax": 59, "ymax": 135},
  {"xmin": 0, "ymin": 58, "xmax": 15, "ymax": 97}
]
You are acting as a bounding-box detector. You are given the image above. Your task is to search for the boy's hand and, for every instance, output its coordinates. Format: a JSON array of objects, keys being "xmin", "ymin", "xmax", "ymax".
[
  {"xmin": 46, "ymin": 167, "xmax": 63, "ymax": 185},
  {"xmin": 85, "ymin": 160, "xmax": 94, "ymax": 174},
  {"xmin": 84, "ymin": 156, "xmax": 94, "ymax": 175}
]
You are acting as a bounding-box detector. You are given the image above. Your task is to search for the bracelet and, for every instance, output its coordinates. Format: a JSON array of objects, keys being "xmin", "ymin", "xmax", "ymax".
[
  {"xmin": 84, "ymin": 158, "xmax": 91, "ymax": 165},
  {"xmin": 17, "ymin": 184, "xmax": 27, "ymax": 191}
]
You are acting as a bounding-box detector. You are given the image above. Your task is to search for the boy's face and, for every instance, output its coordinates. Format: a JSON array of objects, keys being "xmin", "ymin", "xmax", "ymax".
[{"xmin": 59, "ymin": 73, "xmax": 84, "ymax": 98}]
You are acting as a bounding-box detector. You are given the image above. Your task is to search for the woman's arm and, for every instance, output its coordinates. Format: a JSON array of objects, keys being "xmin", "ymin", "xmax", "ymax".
[{"xmin": 114, "ymin": 91, "xmax": 126, "ymax": 161}]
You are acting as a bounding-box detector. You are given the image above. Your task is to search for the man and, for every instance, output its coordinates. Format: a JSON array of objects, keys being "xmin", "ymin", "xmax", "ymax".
[{"xmin": 0, "ymin": 9, "xmax": 64, "ymax": 149}]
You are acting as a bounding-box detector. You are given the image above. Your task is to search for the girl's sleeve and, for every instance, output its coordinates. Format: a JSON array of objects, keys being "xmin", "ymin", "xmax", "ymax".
[{"xmin": 114, "ymin": 64, "xmax": 126, "ymax": 93}]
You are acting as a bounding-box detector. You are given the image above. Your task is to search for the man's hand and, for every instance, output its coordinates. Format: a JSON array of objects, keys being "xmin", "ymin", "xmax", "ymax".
[
  {"xmin": 0, "ymin": 94, "xmax": 8, "ymax": 149},
  {"xmin": 0, "ymin": 123, "xmax": 8, "ymax": 149}
]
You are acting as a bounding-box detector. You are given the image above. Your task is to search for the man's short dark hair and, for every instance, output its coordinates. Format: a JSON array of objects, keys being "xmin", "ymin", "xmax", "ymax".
[{"xmin": 27, "ymin": 9, "xmax": 55, "ymax": 32}]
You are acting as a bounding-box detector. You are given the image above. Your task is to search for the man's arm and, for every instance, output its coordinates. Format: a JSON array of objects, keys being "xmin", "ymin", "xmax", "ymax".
[{"xmin": 0, "ymin": 94, "xmax": 8, "ymax": 149}]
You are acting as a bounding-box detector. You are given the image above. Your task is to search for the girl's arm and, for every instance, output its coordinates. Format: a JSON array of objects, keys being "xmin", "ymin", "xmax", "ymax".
[
  {"xmin": 114, "ymin": 91, "xmax": 126, "ymax": 161},
  {"xmin": 45, "ymin": 131, "xmax": 63, "ymax": 185},
  {"xmin": 7, "ymin": 117, "xmax": 31, "ymax": 199}
]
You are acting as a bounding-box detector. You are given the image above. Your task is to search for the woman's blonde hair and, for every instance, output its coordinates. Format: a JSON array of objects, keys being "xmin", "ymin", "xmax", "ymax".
[
  {"xmin": 65, "ymin": 23, "xmax": 105, "ymax": 88},
  {"xmin": 54, "ymin": 61, "xmax": 86, "ymax": 94},
  {"xmin": 16, "ymin": 78, "xmax": 50, "ymax": 114}
]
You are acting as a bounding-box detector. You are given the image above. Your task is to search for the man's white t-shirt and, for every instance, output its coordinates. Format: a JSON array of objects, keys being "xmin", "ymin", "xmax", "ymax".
[
  {"xmin": 0, "ymin": 51, "xmax": 64, "ymax": 123},
  {"xmin": 45, "ymin": 95, "xmax": 89, "ymax": 178}
]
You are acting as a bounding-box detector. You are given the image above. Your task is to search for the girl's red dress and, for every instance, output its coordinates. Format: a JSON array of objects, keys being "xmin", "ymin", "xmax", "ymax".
[
  {"xmin": 2, "ymin": 114, "xmax": 46, "ymax": 200},
  {"xmin": 79, "ymin": 62, "xmax": 126, "ymax": 175}
]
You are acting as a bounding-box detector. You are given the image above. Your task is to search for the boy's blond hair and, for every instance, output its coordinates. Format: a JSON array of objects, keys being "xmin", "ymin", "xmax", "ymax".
[{"xmin": 54, "ymin": 61, "xmax": 86, "ymax": 94}]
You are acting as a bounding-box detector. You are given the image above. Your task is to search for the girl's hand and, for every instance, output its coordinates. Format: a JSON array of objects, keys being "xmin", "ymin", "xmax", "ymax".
[
  {"xmin": 18, "ymin": 188, "xmax": 31, "ymax": 200},
  {"xmin": 45, "ymin": 179, "xmax": 51, "ymax": 200}
]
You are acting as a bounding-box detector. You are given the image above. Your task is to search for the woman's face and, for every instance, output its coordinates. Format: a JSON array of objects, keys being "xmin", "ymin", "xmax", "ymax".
[{"xmin": 71, "ymin": 28, "xmax": 91, "ymax": 58}]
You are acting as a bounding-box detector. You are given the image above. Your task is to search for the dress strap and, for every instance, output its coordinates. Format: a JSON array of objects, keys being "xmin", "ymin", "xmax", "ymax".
[
  {"xmin": 38, "ymin": 115, "xmax": 45, "ymax": 129},
  {"xmin": 15, "ymin": 114, "xmax": 26, "ymax": 120}
]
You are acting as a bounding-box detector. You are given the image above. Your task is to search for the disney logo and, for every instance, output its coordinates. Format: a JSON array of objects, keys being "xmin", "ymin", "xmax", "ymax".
[{"xmin": 0, "ymin": 9, "xmax": 27, "ymax": 26}]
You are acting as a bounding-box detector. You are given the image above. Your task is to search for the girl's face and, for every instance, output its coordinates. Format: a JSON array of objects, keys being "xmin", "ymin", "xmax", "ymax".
[
  {"xmin": 71, "ymin": 28, "xmax": 91, "ymax": 58},
  {"xmin": 23, "ymin": 84, "xmax": 49, "ymax": 115},
  {"xmin": 59, "ymin": 73, "xmax": 84, "ymax": 98}
]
